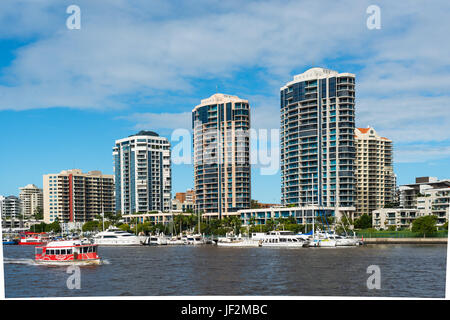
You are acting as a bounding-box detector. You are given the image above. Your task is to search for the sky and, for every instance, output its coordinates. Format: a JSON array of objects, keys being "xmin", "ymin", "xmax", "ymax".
[{"xmin": 0, "ymin": 0, "xmax": 449, "ymax": 203}]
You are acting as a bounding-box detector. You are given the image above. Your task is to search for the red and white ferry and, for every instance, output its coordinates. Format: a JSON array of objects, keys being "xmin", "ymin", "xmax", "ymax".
[
  {"xmin": 35, "ymin": 240, "xmax": 101, "ymax": 265},
  {"xmin": 19, "ymin": 232, "xmax": 50, "ymax": 245}
]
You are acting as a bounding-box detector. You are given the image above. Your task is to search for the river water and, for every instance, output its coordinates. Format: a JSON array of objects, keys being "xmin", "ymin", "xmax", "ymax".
[{"xmin": 3, "ymin": 244, "xmax": 447, "ymax": 298}]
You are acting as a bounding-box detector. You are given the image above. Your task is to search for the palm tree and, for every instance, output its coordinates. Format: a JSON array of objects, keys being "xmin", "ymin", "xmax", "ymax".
[{"xmin": 266, "ymin": 218, "xmax": 276, "ymax": 231}]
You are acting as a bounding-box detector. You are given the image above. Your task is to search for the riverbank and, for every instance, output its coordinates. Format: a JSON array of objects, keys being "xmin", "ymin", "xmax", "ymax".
[{"xmin": 363, "ymin": 237, "xmax": 447, "ymax": 244}]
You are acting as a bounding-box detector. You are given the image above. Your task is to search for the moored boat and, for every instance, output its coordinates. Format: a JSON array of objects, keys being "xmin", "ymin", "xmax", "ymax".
[
  {"xmin": 143, "ymin": 233, "xmax": 168, "ymax": 246},
  {"xmin": 3, "ymin": 238, "xmax": 18, "ymax": 245},
  {"xmin": 185, "ymin": 234, "xmax": 205, "ymax": 245},
  {"xmin": 19, "ymin": 232, "xmax": 50, "ymax": 245},
  {"xmin": 92, "ymin": 227, "xmax": 142, "ymax": 246},
  {"xmin": 251, "ymin": 231, "xmax": 309, "ymax": 247},
  {"xmin": 35, "ymin": 240, "xmax": 101, "ymax": 265},
  {"xmin": 216, "ymin": 234, "xmax": 262, "ymax": 247}
]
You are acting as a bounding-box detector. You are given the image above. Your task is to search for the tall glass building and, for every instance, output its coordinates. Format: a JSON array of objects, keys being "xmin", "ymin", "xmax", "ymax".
[
  {"xmin": 192, "ymin": 93, "xmax": 251, "ymax": 218},
  {"xmin": 280, "ymin": 68, "xmax": 356, "ymax": 218},
  {"xmin": 113, "ymin": 131, "xmax": 171, "ymax": 215}
]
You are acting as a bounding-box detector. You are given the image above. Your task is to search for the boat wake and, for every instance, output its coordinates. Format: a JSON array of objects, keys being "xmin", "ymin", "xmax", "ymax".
[
  {"xmin": 3, "ymin": 258, "xmax": 38, "ymax": 266},
  {"xmin": 3, "ymin": 257, "xmax": 110, "ymax": 266}
]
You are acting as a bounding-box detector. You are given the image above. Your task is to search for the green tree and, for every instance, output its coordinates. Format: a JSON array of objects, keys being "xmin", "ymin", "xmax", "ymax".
[
  {"xmin": 32, "ymin": 222, "xmax": 47, "ymax": 233},
  {"xmin": 354, "ymin": 214, "xmax": 372, "ymax": 229},
  {"xmin": 335, "ymin": 215, "xmax": 353, "ymax": 235},
  {"xmin": 265, "ymin": 218, "xmax": 276, "ymax": 231},
  {"xmin": 412, "ymin": 215, "xmax": 438, "ymax": 236},
  {"xmin": 118, "ymin": 223, "xmax": 131, "ymax": 232},
  {"xmin": 46, "ymin": 220, "xmax": 61, "ymax": 233},
  {"xmin": 33, "ymin": 207, "xmax": 44, "ymax": 220},
  {"xmin": 251, "ymin": 200, "xmax": 260, "ymax": 209},
  {"xmin": 82, "ymin": 220, "xmax": 100, "ymax": 232}
]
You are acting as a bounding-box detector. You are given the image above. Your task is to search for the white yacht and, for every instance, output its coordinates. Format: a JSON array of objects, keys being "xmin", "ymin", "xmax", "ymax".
[
  {"xmin": 216, "ymin": 234, "xmax": 261, "ymax": 247},
  {"xmin": 251, "ymin": 231, "xmax": 309, "ymax": 248},
  {"xmin": 306, "ymin": 231, "xmax": 337, "ymax": 247},
  {"xmin": 185, "ymin": 234, "xmax": 205, "ymax": 245},
  {"xmin": 319, "ymin": 231, "xmax": 360, "ymax": 246},
  {"xmin": 165, "ymin": 235, "xmax": 185, "ymax": 245},
  {"xmin": 143, "ymin": 233, "xmax": 168, "ymax": 246},
  {"xmin": 92, "ymin": 227, "xmax": 142, "ymax": 246}
]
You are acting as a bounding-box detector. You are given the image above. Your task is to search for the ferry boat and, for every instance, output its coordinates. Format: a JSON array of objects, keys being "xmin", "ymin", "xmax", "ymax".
[
  {"xmin": 35, "ymin": 240, "xmax": 101, "ymax": 265},
  {"xmin": 251, "ymin": 231, "xmax": 309, "ymax": 247},
  {"xmin": 92, "ymin": 227, "xmax": 142, "ymax": 246},
  {"xmin": 19, "ymin": 232, "xmax": 50, "ymax": 245}
]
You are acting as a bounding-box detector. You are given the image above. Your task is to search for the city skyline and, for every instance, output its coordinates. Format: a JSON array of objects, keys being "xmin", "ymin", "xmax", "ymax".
[{"xmin": 1, "ymin": 1, "xmax": 450, "ymax": 203}]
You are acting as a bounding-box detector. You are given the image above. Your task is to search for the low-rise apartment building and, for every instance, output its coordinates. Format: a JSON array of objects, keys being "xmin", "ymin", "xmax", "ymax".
[
  {"xmin": 417, "ymin": 187, "xmax": 450, "ymax": 226},
  {"xmin": 238, "ymin": 206, "xmax": 338, "ymax": 227},
  {"xmin": 372, "ymin": 208, "xmax": 419, "ymax": 230}
]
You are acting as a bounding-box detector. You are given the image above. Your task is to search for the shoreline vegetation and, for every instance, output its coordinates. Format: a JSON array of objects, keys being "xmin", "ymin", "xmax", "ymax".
[{"xmin": 9, "ymin": 212, "xmax": 448, "ymax": 243}]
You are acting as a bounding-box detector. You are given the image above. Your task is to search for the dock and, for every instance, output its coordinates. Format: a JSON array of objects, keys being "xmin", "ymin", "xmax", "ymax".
[{"xmin": 362, "ymin": 238, "xmax": 448, "ymax": 244}]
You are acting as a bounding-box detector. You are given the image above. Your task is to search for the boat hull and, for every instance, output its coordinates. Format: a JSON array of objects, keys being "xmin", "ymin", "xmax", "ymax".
[
  {"xmin": 35, "ymin": 258, "xmax": 102, "ymax": 266},
  {"xmin": 3, "ymin": 241, "xmax": 17, "ymax": 245},
  {"xmin": 217, "ymin": 240, "xmax": 261, "ymax": 247},
  {"xmin": 260, "ymin": 243, "xmax": 307, "ymax": 248},
  {"xmin": 93, "ymin": 240, "xmax": 141, "ymax": 246},
  {"xmin": 319, "ymin": 240, "xmax": 336, "ymax": 247},
  {"xmin": 335, "ymin": 239, "xmax": 359, "ymax": 246},
  {"xmin": 19, "ymin": 242, "xmax": 46, "ymax": 245}
]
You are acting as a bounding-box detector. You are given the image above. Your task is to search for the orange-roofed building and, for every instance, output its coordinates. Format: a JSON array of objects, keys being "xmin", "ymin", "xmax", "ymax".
[{"xmin": 354, "ymin": 127, "xmax": 395, "ymax": 217}]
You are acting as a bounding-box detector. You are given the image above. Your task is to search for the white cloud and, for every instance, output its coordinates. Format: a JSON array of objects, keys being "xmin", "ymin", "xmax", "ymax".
[
  {"xmin": 0, "ymin": 0, "xmax": 369, "ymax": 110},
  {"xmin": 395, "ymin": 145, "xmax": 450, "ymax": 163},
  {"xmin": 120, "ymin": 112, "xmax": 191, "ymax": 131},
  {"xmin": 0, "ymin": 0, "xmax": 449, "ymax": 161}
]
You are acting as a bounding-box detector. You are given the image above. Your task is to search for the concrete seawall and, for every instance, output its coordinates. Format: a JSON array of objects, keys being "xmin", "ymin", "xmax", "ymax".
[{"xmin": 362, "ymin": 238, "xmax": 448, "ymax": 244}]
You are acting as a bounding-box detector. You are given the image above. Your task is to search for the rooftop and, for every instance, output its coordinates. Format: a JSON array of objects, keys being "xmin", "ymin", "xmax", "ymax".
[{"xmin": 129, "ymin": 130, "xmax": 159, "ymax": 137}]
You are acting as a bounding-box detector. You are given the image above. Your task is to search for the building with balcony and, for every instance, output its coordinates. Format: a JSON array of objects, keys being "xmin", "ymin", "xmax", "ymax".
[
  {"xmin": 192, "ymin": 93, "xmax": 251, "ymax": 218},
  {"xmin": 372, "ymin": 208, "xmax": 419, "ymax": 230},
  {"xmin": 417, "ymin": 187, "xmax": 450, "ymax": 226},
  {"xmin": 280, "ymin": 67, "xmax": 356, "ymax": 221},
  {"xmin": 172, "ymin": 189, "xmax": 195, "ymax": 212},
  {"xmin": 19, "ymin": 184, "xmax": 43, "ymax": 219},
  {"xmin": 399, "ymin": 177, "xmax": 450, "ymax": 208},
  {"xmin": 354, "ymin": 127, "xmax": 395, "ymax": 217},
  {"xmin": 43, "ymin": 169, "xmax": 115, "ymax": 223},
  {"xmin": 113, "ymin": 131, "xmax": 172, "ymax": 215},
  {"xmin": 238, "ymin": 206, "xmax": 336, "ymax": 227},
  {"xmin": 0, "ymin": 195, "xmax": 21, "ymax": 220}
]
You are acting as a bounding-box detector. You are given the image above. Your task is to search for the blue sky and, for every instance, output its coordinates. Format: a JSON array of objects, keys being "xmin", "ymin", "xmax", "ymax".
[{"xmin": 1, "ymin": 0, "xmax": 449, "ymax": 202}]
